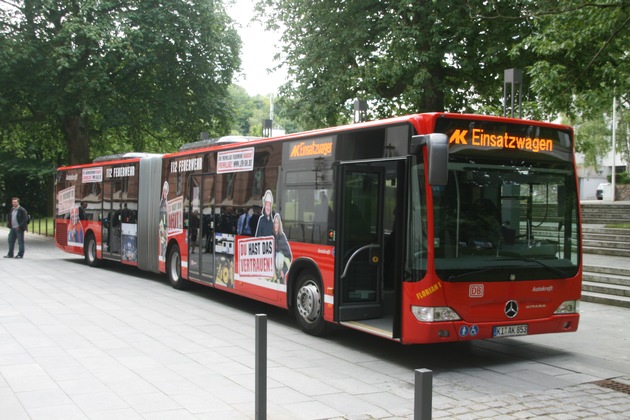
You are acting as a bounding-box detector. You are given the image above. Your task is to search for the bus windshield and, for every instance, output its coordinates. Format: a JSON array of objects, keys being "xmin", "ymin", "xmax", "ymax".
[{"xmin": 432, "ymin": 157, "xmax": 579, "ymax": 282}]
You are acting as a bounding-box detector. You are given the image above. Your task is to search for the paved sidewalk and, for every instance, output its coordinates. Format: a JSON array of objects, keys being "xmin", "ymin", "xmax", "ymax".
[{"xmin": 0, "ymin": 229, "xmax": 629, "ymax": 419}]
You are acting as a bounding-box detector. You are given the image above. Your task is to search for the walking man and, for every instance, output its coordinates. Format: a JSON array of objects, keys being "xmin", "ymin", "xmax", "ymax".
[{"xmin": 6, "ymin": 197, "xmax": 28, "ymax": 259}]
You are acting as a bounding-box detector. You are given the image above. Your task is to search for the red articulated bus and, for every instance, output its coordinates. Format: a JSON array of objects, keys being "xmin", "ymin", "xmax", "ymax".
[{"xmin": 55, "ymin": 113, "xmax": 582, "ymax": 344}]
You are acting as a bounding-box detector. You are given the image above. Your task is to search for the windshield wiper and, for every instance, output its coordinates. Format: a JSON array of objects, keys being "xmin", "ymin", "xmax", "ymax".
[
  {"xmin": 498, "ymin": 257, "xmax": 573, "ymax": 278},
  {"xmin": 447, "ymin": 267, "xmax": 512, "ymax": 282},
  {"xmin": 446, "ymin": 258, "xmax": 573, "ymax": 282}
]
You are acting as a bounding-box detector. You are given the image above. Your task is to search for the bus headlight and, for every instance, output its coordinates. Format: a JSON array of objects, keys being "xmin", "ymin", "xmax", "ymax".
[
  {"xmin": 411, "ymin": 306, "xmax": 461, "ymax": 322},
  {"xmin": 554, "ymin": 300, "xmax": 580, "ymax": 314}
]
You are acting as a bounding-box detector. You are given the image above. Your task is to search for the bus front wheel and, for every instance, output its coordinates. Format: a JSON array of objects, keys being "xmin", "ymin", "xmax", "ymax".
[
  {"xmin": 167, "ymin": 244, "xmax": 188, "ymax": 290},
  {"xmin": 84, "ymin": 233, "xmax": 100, "ymax": 267},
  {"xmin": 294, "ymin": 272, "xmax": 327, "ymax": 336}
]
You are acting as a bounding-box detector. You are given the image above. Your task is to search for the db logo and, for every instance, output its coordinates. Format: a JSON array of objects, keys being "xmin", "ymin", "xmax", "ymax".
[{"xmin": 469, "ymin": 284, "xmax": 484, "ymax": 298}]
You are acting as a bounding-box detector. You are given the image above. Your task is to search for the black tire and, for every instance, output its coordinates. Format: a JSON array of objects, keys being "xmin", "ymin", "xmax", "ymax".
[
  {"xmin": 167, "ymin": 244, "xmax": 188, "ymax": 290},
  {"xmin": 84, "ymin": 233, "xmax": 100, "ymax": 267},
  {"xmin": 294, "ymin": 271, "xmax": 327, "ymax": 336}
]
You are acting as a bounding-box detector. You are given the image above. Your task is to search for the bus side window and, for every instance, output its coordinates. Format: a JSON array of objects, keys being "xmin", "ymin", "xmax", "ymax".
[
  {"xmin": 286, "ymin": 190, "xmax": 306, "ymax": 243},
  {"xmin": 281, "ymin": 187, "xmax": 330, "ymax": 244}
]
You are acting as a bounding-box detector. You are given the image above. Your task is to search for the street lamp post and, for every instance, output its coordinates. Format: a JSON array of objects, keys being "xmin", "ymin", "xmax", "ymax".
[
  {"xmin": 503, "ymin": 69, "xmax": 523, "ymax": 119},
  {"xmin": 354, "ymin": 99, "xmax": 367, "ymax": 123},
  {"xmin": 611, "ymin": 83, "xmax": 617, "ymax": 201}
]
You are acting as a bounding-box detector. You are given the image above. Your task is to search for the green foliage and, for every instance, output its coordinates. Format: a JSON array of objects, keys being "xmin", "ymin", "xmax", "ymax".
[
  {"xmin": 515, "ymin": 0, "xmax": 629, "ymax": 119},
  {"xmin": 1, "ymin": 0, "xmax": 243, "ymax": 215},
  {"xmin": 567, "ymin": 113, "xmax": 611, "ymax": 169},
  {"xmin": 257, "ymin": 0, "xmax": 536, "ymax": 129},
  {"xmin": 229, "ymin": 85, "xmax": 257, "ymax": 135},
  {"xmin": 0, "ymin": 153, "xmax": 55, "ymax": 216},
  {"xmin": 0, "ymin": 122, "xmax": 62, "ymax": 216},
  {"xmin": 1, "ymin": 0, "xmax": 628, "ymax": 212},
  {"xmin": 616, "ymin": 106, "xmax": 630, "ymax": 172},
  {"xmin": 255, "ymin": 0, "xmax": 629, "ymax": 136},
  {"xmin": 605, "ymin": 223, "xmax": 630, "ymax": 229},
  {"xmin": 609, "ymin": 172, "xmax": 630, "ymax": 185},
  {"xmin": 227, "ymin": 86, "xmax": 307, "ymax": 136},
  {"xmin": 0, "ymin": 0, "xmax": 242, "ymax": 165}
]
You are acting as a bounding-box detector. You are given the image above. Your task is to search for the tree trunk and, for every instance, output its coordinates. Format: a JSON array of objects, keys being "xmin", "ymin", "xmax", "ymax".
[
  {"xmin": 61, "ymin": 115, "xmax": 90, "ymax": 165},
  {"xmin": 422, "ymin": 86, "xmax": 445, "ymax": 113},
  {"xmin": 421, "ymin": 65, "xmax": 445, "ymax": 112}
]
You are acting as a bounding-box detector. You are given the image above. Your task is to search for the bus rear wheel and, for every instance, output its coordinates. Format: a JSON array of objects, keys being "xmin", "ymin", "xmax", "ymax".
[
  {"xmin": 294, "ymin": 271, "xmax": 327, "ymax": 336},
  {"xmin": 167, "ymin": 244, "xmax": 188, "ymax": 290},
  {"xmin": 84, "ymin": 233, "xmax": 100, "ymax": 267}
]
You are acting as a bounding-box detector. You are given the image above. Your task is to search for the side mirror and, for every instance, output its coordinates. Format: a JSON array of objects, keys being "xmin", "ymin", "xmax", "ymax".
[{"xmin": 411, "ymin": 133, "xmax": 448, "ymax": 186}]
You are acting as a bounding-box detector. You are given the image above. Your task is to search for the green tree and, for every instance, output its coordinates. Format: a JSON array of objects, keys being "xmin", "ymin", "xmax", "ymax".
[
  {"xmin": 258, "ymin": 0, "xmax": 535, "ymax": 129},
  {"xmin": 568, "ymin": 113, "xmax": 611, "ymax": 170},
  {"xmin": 615, "ymin": 104, "xmax": 630, "ymax": 173},
  {"xmin": 0, "ymin": 153, "xmax": 55, "ymax": 216},
  {"xmin": 0, "ymin": 0, "xmax": 241, "ymax": 165},
  {"xmin": 515, "ymin": 0, "xmax": 629, "ymax": 119},
  {"xmin": 229, "ymin": 85, "xmax": 256, "ymax": 135},
  {"xmin": 0, "ymin": 113, "xmax": 64, "ymax": 216},
  {"xmin": 228, "ymin": 87, "xmax": 305, "ymax": 136}
]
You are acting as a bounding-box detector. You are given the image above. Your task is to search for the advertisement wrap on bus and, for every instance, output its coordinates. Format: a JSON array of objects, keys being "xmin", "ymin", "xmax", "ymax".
[{"xmin": 55, "ymin": 113, "xmax": 581, "ymax": 344}]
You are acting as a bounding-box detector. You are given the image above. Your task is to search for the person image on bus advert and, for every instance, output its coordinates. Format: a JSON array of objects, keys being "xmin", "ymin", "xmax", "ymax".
[
  {"xmin": 255, "ymin": 190, "xmax": 275, "ymax": 237},
  {"xmin": 5, "ymin": 197, "xmax": 28, "ymax": 259},
  {"xmin": 273, "ymin": 213, "xmax": 292, "ymax": 283},
  {"xmin": 67, "ymin": 204, "xmax": 84, "ymax": 245},
  {"xmin": 159, "ymin": 181, "xmax": 169, "ymax": 260}
]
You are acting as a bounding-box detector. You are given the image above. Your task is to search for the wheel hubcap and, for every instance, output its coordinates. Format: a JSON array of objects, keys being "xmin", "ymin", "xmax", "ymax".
[
  {"xmin": 297, "ymin": 281, "xmax": 321, "ymax": 323},
  {"xmin": 170, "ymin": 253, "xmax": 180, "ymax": 280}
]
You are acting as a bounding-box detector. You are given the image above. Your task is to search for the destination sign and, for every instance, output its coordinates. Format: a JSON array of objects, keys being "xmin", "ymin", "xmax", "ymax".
[
  {"xmin": 288, "ymin": 137, "xmax": 333, "ymax": 160},
  {"xmin": 449, "ymin": 128, "xmax": 554, "ymax": 153},
  {"xmin": 434, "ymin": 117, "xmax": 573, "ymax": 162}
]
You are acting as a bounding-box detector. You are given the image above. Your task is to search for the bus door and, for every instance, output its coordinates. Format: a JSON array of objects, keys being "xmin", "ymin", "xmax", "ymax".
[
  {"xmin": 102, "ymin": 180, "xmax": 123, "ymax": 261},
  {"xmin": 335, "ymin": 159, "xmax": 405, "ymax": 337},
  {"xmin": 189, "ymin": 174, "xmax": 215, "ymax": 284},
  {"xmin": 336, "ymin": 163, "xmax": 385, "ymax": 322}
]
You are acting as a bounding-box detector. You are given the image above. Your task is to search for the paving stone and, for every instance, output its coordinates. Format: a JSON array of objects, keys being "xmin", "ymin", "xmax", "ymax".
[{"xmin": 3, "ymin": 229, "xmax": 630, "ymax": 419}]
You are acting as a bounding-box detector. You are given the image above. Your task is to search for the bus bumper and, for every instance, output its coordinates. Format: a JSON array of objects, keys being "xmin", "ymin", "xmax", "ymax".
[{"xmin": 401, "ymin": 313, "xmax": 580, "ymax": 344}]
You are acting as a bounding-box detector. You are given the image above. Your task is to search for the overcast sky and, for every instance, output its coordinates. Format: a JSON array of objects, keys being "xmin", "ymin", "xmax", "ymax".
[{"xmin": 227, "ymin": 0, "xmax": 286, "ymax": 97}]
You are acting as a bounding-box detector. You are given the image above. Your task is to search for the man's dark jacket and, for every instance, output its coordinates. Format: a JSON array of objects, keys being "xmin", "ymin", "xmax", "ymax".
[{"xmin": 8, "ymin": 206, "xmax": 28, "ymax": 232}]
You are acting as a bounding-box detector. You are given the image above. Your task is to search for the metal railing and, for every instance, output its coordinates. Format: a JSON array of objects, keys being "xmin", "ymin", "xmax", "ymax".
[{"xmin": 1, "ymin": 214, "xmax": 55, "ymax": 237}]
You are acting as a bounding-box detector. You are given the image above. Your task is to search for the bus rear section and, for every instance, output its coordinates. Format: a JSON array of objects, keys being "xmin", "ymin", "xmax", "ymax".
[{"xmin": 55, "ymin": 154, "xmax": 163, "ymax": 272}]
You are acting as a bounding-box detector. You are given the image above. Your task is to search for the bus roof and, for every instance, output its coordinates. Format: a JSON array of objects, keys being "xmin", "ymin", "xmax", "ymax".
[
  {"xmin": 92, "ymin": 152, "xmax": 163, "ymax": 163},
  {"xmin": 165, "ymin": 113, "xmax": 572, "ymax": 158},
  {"xmin": 178, "ymin": 136, "xmax": 261, "ymax": 152},
  {"xmin": 56, "ymin": 153, "xmax": 163, "ymax": 170}
]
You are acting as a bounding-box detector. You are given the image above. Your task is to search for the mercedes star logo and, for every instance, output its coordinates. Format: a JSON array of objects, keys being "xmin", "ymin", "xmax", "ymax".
[{"xmin": 505, "ymin": 300, "xmax": 518, "ymax": 318}]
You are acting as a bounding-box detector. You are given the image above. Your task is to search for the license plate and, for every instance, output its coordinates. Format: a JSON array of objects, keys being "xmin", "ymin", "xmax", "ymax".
[{"xmin": 493, "ymin": 324, "xmax": 528, "ymax": 337}]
